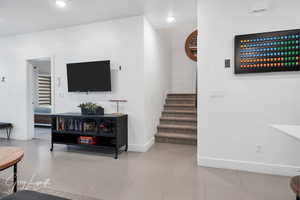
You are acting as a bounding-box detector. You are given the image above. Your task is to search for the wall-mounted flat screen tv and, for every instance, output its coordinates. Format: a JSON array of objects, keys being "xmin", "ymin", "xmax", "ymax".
[{"xmin": 67, "ymin": 60, "xmax": 111, "ymax": 92}]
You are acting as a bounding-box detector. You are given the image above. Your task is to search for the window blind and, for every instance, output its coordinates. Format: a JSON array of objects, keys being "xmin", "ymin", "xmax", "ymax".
[{"xmin": 38, "ymin": 75, "xmax": 51, "ymax": 106}]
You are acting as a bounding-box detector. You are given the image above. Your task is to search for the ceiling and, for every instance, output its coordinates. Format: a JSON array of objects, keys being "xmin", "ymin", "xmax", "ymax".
[{"xmin": 0, "ymin": 0, "xmax": 197, "ymax": 37}]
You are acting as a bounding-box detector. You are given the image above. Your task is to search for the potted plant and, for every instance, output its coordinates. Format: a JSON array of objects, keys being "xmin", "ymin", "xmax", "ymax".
[{"xmin": 78, "ymin": 102, "xmax": 104, "ymax": 115}]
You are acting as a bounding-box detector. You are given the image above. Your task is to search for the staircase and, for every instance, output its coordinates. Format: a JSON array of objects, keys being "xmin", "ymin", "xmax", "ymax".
[{"xmin": 155, "ymin": 93, "xmax": 197, "ymax": 145}]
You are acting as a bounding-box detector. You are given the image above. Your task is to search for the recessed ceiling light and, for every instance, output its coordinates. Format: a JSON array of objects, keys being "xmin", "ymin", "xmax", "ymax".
[
  {"xmin": 55, "ymin": 0, "xmax": 67, "ymax": 8},
  {"xmin": 166, "ymin": 16, "xmax": 175, "ymax": 23}
]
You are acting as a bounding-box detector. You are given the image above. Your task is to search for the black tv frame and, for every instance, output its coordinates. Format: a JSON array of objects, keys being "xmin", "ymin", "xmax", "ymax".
[{"xmin": 67, "ymin": 60, "xmax": 112, "ymax": 92}]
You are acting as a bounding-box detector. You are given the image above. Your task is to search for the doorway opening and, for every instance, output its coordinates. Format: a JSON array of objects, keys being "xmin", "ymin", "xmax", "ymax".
[
  {"xmin": 155, "ymin": 29, "xmax": 198, "ymax": 146},
  {"xmin": 27, "ymin": 57, "xmax": 54, "ymax": 140}
]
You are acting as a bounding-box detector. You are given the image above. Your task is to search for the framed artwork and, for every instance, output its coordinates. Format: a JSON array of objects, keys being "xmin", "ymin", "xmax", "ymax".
[{"xmin": 235, "ymin": 29, "xmax": 300, "ymax": 74}]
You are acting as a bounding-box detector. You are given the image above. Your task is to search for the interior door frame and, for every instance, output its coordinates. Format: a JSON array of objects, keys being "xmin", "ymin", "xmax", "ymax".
[{"xmin": 26, "ymin": 55, "xmax": 55, "ymax": 140}]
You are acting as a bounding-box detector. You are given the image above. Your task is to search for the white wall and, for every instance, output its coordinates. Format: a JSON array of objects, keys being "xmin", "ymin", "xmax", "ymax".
[
  {"xmin": 169, "ymin": 22, "xmax": 197, "ymax": 93},
  {"xmin": 34, "ymin": 60, "xmax": 51, "ymax": 75},
  {"xmin": 197, "ymin": 0, "xmax": 300, "ymax": 176},
  {"xmin": 143, "ymin": 18, "xmax": 172, "ymax": 146},
  {"xmin": 0, "ymin": 15, "xmax": 171, "ymax": 150},
  {"xmin": 32, "ymin": 62, "xmax": 39, "ymax": 108},
  {"xmin": 0, "ymin": 16, "xmax": 144, "ymax": 146}
]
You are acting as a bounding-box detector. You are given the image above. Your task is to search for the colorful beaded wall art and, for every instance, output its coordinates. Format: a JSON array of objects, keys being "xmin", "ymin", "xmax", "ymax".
[{"xmin": 235, "ymin": 29, "xmax": 300, "ymax": 74}]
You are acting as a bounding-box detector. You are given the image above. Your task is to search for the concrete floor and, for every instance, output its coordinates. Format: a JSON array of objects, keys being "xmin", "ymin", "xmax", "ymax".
[
  {"xmin": 0, "ymin": 132, "xmax": 295, "ymax": 200},
  {"xmin": 34, "ymin": 127, "xmax": 51, "ymax": 140}
]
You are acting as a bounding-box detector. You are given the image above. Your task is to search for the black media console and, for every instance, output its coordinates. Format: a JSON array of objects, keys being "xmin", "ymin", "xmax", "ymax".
[{"xmin": 51, "ymin": 113, "xmax": 128, "ymax": 159}]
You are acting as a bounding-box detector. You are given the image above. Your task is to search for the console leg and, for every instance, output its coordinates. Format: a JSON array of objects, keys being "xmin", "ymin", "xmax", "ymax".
[
  {"xmin": 13, "ymin": 164, "xmax": 17, "ymax": 193},
  {"xmin": 297, "ymin": 196, "xmax": 299, "ymax": 200},
  {"xmin": 125, "ymin": 144, "xmax": 128, "ymax": 152},
  {"xmin": 115, "ymin": 148, "xmax": 118, "ymax": 159},
  {"xmin": 50, "ymin": 142, "xmax": 53, "ymax": 152},
  {"xmin": 6, "ymin": 127, "xmax": 12, "ymax": 140}
]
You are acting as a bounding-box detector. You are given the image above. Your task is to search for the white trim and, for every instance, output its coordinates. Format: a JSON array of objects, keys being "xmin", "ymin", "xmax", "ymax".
[
  {"xmin": 25, "ymin": 56, "xmax": 55, "ymax": 140},
  {"xmin": 128, "ymin": 137, "xmax": 154, "ymax": 152},
  {"xmin": 50, "ymin": 56, "xmax": 56, "ymax": 113},
  {"xmin": 198, "ymin": 156, "xmax": 300, "ymax": 177},
  {"xmin": 0, "ymin": 135, "xmax": 28, "ymax": 140},
  {"xmin": 25, "ymin": 61, "xmax": 35, "ymax": 140}
]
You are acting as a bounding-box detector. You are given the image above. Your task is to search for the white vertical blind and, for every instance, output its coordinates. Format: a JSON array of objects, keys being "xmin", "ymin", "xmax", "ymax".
[{"xmin": 38, "ymin": 74, "xmax": 51, "ymax": 105}]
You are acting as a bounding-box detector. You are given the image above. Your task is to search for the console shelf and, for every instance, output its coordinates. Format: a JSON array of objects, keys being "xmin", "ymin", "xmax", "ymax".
[{"xmin": 51, "ymin": 113, "xmax": 128, "ymax": 159}]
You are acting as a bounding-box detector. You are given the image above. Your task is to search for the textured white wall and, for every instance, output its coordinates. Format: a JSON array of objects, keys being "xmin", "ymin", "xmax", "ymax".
[
  {"xmin": 143, "ymin": 18, "xmax": 172, "ymax": 145},
  {"xmin": 170, "ymin": 22, "xmax": 197, "ymax": 93},
  {"xmin": 0, "ymin": 17, "xmax": 146, "ymax": 147},
  {"xmin": 0, "ymin": 16, "xmax": 172, "ymax": 151},
  {"xmin": 197, "ymin": 0, "xmax": 300, "ymax": 176}
]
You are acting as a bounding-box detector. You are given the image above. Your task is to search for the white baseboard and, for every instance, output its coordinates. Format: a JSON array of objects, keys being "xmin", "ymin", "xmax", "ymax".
[
  {"xmin": 0, "ymin": 134, "xmax": 29, "ymax": 140},
  {"xmin": 198, "ymin": 156, "xmax": 300, "ymax": 177},
  {"xmin": 128, "ymin": 137, "xmax": 154, "ymax": 152}
]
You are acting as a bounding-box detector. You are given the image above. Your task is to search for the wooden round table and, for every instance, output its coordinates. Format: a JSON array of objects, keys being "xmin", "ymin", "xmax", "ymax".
[
  {"xmin": 291, "ymin": 176, "xmax": 300, "ymax": 200},
  {"xmin": 0, "ymin": 147, "xmax": 24, "ymax": 193}
]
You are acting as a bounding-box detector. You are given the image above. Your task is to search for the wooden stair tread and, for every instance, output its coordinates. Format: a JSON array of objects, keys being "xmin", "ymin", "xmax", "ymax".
[
  {"xmin": 160, "ymin": 117, "xmax": 197, "ymax": 122},
  {"xmin": 156, "ymin": 132, "xmax": 197, "ymax": 140},
  {"xmin": 158, "ymin": 124, "xmax": 196, "ymax": 130},
  {"xmin": 165, "ymin": 104, "xmax": 195, "ymax": 107},
  {"xmin": 156, "ymin": 93, "xmax": 197, "ymax": 145},
  {"xmin": 168, "ymin": 93, "xmax": 196, "ymax": 95},
  {"xmin": 167, "ymin": 97, "xmax": 196, "ymax": 100},
  {"xmin": 163, "ymin": 110, "xmax": 197, "ymax": 114},
  {"xmin": 167, "ymin": 94, "xmax": 196, "ymax": 97}
]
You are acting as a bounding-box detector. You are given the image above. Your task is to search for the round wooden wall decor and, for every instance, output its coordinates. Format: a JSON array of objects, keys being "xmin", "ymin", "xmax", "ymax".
[{"xmin": 185, "ymin": 30, "xmax": 198, "ymax": 62}]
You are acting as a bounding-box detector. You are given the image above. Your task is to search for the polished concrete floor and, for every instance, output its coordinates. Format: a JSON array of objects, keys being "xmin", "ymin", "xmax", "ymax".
[
  {"xmin": 0, "ymin": 130, "xmax": 295, "ymax": 200},
  {"xmin": 34, "ymin": 127, "xmax": 51, "ymax": 140}
]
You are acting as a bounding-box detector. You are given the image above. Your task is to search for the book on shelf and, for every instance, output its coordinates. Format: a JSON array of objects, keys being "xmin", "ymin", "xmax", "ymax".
[
  {"xmin": 83, "ymin": 122, "xmax": 97, "ymax": 132},
  {"xmin": 56, "ymin": 117, "xmax": 84, "ymax": 132},
  {"xmin": 55, "ymin": 117, "xmax": 114, "ymax": 134}
]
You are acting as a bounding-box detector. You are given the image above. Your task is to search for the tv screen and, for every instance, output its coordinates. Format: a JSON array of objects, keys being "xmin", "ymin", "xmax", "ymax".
[{"xmin": 67, "ymin": 60, "xmax": 111, "ymax": 92}]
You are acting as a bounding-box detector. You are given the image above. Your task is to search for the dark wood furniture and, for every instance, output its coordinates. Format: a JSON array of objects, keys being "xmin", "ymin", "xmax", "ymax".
[
  {"xmin": 291, "ymin": 176, "xmax": 300, "ymax": 200},
  {"xmin": 0, "ymin": 147, "xmax": 24, "ymax": 193},
  {"xmin": 185, "ymin": 30, "xmax": 198, "ymax": 62},
  {"xmin": 0, "ymin": 123, "xmax": 13, "ymax": 139},
  {"xmin": 1, "ymin": 190, "xmax": 69, "ymax": 200},
  {"xmin": 34, "ymin": 114, "xmax": 52, "ymax": 127},
  {"xmin": 51, "ymin": 113, "xmax": 128, "ymax": 159}
]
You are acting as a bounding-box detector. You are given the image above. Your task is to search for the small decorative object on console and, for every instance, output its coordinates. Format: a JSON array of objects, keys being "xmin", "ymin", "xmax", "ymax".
[
  {"xmin": 109, "ymin": 99, "xmax": 127, "ymax": 114},
  {"xmin": 78, "ymin": 102, "xmax": 104, "ymax": 115},
  {"xmin": 83, "ymin": 121, "xmax": 96, "ymax": 132}
]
